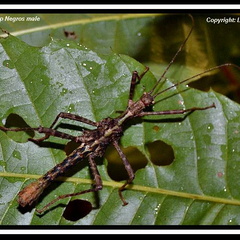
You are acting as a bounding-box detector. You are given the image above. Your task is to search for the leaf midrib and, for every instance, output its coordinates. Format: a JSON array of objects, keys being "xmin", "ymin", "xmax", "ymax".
[{"xmin": 1, "ymin": 171, "xmax": 240, "ymax": 207}]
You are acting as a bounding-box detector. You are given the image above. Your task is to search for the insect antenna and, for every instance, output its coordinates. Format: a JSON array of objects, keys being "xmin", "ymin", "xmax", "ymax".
[
  {"xmin": 148, "ymin": 14, "xmax": 194, "ymax": 96},
  {"xmin": 152, "ymin": 63, "xmax": 240, "ymax": 99},
  {"xmin": 147, "ymin": 14, "xmax": 240, "ymax": 100}
]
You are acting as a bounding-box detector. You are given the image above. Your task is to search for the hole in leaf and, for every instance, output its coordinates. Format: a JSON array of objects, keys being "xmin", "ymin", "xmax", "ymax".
[
  {"xmin": 105, "ymin": 145, "xmax": 148, "ymax": 181},
  {"xmin": 63, "ymin": 199, "xmax": 92, "ymax": 221},
  {"xmin": 3, "ymin": 113, "xmax": 34, "ymax": 142},
  {"xmin": 64, "ymin": 29, "xmax": 77, "ymax": 40},
  {"xmin": 146, "ymin": 140, "xmax": 174, "ymax": 166},
  {"xmin": 64, "ymin": 141, "xmax": 81, "ymax": 155}
]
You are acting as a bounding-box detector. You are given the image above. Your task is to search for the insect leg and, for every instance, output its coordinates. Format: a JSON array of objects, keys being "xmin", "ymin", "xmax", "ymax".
[
  {"xmin": 36, "ymin": 155, "xmax": 102, "ymax": 214},
  {"xmin": 128, "ymin": 67, "xmax": 149, "ymax": 105},
  {"xmin": 30, "ymin": 113, "xmax": 98, "ymax": 143},
  {"xmin": 0, "ymin": 125, "xmax": 79, "ymax": 143},
  {"xmin": 0, "ymin": 113, "xmax": 97, "ymax": 143},
  {"xmin": 112, "ymin": 140, "xmax": 134, "ymax": 206},
  {"xmin": 137, "ymin": 103, "xmax": 216, "ymax": 117},
  {"xmin": 48, "ymin": 112, "xmax": 98, "ymax": 129},
  {"xmin": 31, "ymin": 112, "xmax": 98, "ymax": 143},
  {"xmin": 28, "ymin": 126, "xmax": 81, "ymax": 143}
]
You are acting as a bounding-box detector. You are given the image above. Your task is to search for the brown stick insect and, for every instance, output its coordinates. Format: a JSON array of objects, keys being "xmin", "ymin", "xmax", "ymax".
[{"xmin": 1, "ymin": 15, "xmax": 240, "ymax": 214}]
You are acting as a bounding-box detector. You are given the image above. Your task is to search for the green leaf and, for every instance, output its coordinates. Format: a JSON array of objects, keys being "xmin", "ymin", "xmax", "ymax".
[
  {"xmin": 1, "ymin": 13, "xmax": 240, "ymax": 225},
  {"xmin": 0, "ymin": 13, "xmax": 160, "ymax": 56}
]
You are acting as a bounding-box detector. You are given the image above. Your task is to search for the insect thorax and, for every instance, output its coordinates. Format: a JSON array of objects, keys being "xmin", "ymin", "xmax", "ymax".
[{"xmin": 79, "ymin": 117, "xmax": 123, "ymax": 158}]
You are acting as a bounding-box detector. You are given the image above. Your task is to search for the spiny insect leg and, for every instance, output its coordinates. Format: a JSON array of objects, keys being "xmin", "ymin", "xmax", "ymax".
[
  {"xmin": 28, "ymin": 126, "xmax": 80, "ymax": 143},
  {"xmin": 48, "ymin": 112, "xmax": 98, "ymax": 129},
  {"xmin": 0, "ymin": 125, "xmax": 78, "ymax": 142},
  {"xmin": 36, "ymin": 155, "xmax": 102, "ymax": 214},
  {"xmin": 137, "ymin": 103, "xmax": 216, "ymax": 117},
  {"xmin": 112, "ymin": 140, "xmax": 134, "ymax": 206},
  {"xmin": 128, "ymin": 67, "xmax": 149, "ymax": 105},
  {"xmin": 88, "ymin": 154, "xmax": 103, "ymax": 192},
  {"xmin": 29, "ymin": 112, "xmax": 97, "ymax": 143}
]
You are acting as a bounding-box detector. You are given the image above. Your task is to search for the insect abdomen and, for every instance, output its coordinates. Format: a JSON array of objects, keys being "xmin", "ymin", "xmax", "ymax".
[{"xmin": 17, "ymin": 148, "xmax": 87, "ymax": 207}]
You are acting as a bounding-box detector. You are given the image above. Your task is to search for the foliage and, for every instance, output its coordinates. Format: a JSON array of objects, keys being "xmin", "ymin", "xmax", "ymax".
[{"xmin": 0, "ymin": 13, "xmax": 240, "ymax": 225}]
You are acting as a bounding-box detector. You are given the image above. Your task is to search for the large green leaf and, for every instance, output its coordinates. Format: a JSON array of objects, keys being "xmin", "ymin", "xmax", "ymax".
[
  {"xmin": 0, "ymin": 13, "xmax": 160, "ymax": 57},
  {"xmin": 1, "ymin": 13, "xmax": 240, "ymax": 225},
  {"xmin": 0, "ymin": 13, "xmax": 229, "ymax": 66}
]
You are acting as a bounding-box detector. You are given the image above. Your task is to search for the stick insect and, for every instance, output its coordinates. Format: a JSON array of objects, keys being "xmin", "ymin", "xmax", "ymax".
[{"xmin": 0, "ymin": 15, "xmax": 239, "ymax": 214}]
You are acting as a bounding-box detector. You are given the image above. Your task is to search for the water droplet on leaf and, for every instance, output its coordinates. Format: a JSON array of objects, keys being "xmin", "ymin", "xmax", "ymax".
[
  {"xmin": 60, "ymin": 88, "xmax": 68, "ymax": 96},
  {"xmin": 67, "ymin": 103, "xmax": 75, "ymax": 113},
  {"xmin": 13, "ymin": 150, "xmax": 21, "ymax": 160},
  {"xmin": 3, "ymin": 60, "xmax": 15, "ymax": 69},
  {"xmin": 207, "ymin": 123, "xmax": 214, "ymax": 131}
]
